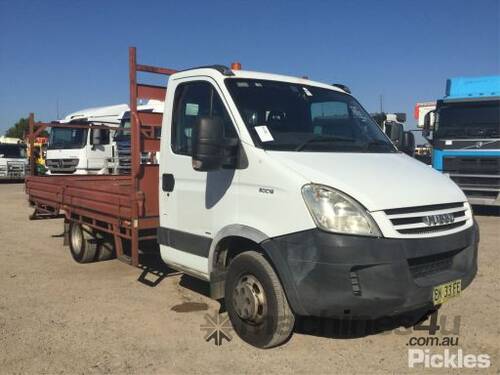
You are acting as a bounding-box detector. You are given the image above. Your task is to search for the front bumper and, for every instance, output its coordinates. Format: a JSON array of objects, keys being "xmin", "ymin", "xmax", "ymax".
[
  {"xmin": 261, "ymin": 223, "xmax": 479, "ymax": 318},
  {"xmin": 0, "ymin": 172, "xmax": 26, "ymax": 180}
]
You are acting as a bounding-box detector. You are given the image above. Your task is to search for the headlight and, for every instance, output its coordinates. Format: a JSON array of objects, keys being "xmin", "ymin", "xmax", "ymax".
[{"xmin": 302, "ymin": 184, "xmax": 381, "ymax": 237}]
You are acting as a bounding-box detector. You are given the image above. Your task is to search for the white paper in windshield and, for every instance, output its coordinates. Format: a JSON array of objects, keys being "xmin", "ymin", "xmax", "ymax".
[
  {"xmin": 254, "ymin": 125, "xmax": 274, "ymax": 142},
  {"xmin": 303, "ymin": 87, "xmax": 313, "ymax": 96}
]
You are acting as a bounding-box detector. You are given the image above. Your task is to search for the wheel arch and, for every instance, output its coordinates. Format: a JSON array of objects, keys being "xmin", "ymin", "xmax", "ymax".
[
  {"xmin": 208, "ymin": 224, "xmax": 270, "ymax": 275},
  {"xmin": 208, "ymin": 225, "xmax": 304, "ymax": 315}
]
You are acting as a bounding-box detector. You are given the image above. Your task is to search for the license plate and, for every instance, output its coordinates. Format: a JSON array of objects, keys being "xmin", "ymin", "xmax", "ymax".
[{"xmin": 433, "ymin": 279, "xmax": 461, "ymax": 305}]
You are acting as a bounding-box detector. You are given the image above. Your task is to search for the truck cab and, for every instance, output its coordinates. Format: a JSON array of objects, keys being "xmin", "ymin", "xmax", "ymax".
[
  {"xmin": 113, "ymin": 100, "xmax": 164, "ymax": 174},
  {"xmin": 0, "ymin": 140, "xmax": 28, "ymax": 180},
  {"xmin": 46, "ymin": 104, "xmax": 128, "ymax": 174},
  {"xmin": 422, "ymin": 76, "xmax": 500, "ymax": 206},
  {"xmin": 371, "ymin": 112, "xmax": 415, "ymax": 156}
]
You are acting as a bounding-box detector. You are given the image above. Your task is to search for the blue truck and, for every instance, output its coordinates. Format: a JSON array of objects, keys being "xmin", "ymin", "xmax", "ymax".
[{"xmin": 422, "ymin": 76, "xmax": 500, "ymax": 206}]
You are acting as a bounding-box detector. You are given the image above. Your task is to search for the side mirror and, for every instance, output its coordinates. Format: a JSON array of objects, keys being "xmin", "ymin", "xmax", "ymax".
[
  {"xmin": 395, "ymin": 112, "xmax": 406, "ymax": 123},
  {"xmin": 423, "ymin": 110, "xmax": 435, "ymax": 137},
  {"xmin": 91, "ymin": 129, "xmax": 103, "ymax": 146},
  {"xmin": 388, "ymin": 122, "xmax": 404, "ymax": 148},
  {"xmin": 192, "ymin": 117, "xmax": 225, "ymax": 172},
  {"xmin": 400, "ymin": 131, "xmax": 416, "ymax": 156}
]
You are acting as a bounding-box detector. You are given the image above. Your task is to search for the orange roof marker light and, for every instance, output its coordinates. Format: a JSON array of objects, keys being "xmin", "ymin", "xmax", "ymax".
[{"xmin": 231, "ymin": 62, "xmax": 242, "ymax": 70}]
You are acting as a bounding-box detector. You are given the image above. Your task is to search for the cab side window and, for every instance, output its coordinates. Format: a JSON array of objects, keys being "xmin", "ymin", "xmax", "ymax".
[
  {"xmin": 90, "ymin": 128, "xmax": 110, "ymax": 145},
  {"xmin": 172, "ymin": 81, "xmax": 237, "ymax": 156}
]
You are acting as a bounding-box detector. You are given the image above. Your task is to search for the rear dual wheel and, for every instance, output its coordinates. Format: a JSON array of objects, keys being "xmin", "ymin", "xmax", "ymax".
[{"xmin": 69, "ymin": 223, "xmax": 115, "ymax": 263}]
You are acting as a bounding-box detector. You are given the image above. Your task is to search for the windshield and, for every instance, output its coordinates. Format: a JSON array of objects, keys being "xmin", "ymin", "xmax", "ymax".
[
  {"xmin": 0, "ymin": 144, "xmax": 26, "ymax": 158},
  {"xmin": 225, "ymin": 79, "xmax": 395, "ymax": 153},
  {"xmin": 435, "ymin": 100, "xmax": 500, "ymax": 138},
  {"xmin": 48, "ymin": 128, "xmax": 88, "ymax": 149}
]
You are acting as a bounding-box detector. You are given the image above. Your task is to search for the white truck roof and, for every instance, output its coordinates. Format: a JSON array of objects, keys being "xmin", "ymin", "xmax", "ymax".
[
  {"xmin": 137, "ymin": 99, "xmax": 164, "ymax": 113},
  {"xmin": 59, "ymin": 103, "xmax": 129, "ymax": 125},
  {"xmin": 171, "ymin": 68, "xmax": 349, "ymax": 94}
]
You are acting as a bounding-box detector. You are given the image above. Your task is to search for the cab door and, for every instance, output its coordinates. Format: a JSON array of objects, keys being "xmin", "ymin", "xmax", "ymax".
[
  {"xmin": 158, "ymin": 77, "xmax": 239, "ymax": 277},
  {"xmin": 87, "ymin": 128, "xmax": 111, "ymax": 170}
]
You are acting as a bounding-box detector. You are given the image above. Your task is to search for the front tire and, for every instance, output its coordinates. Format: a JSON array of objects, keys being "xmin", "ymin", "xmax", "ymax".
[{"xmin": 225, "ymin": 251, "xmax": 295, "ymax": 348}]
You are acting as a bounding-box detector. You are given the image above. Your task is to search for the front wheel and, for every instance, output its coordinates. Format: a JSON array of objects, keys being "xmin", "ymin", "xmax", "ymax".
[{"xmin": 225, "ymin": 251, "xmax": 295, "ymax": 348}]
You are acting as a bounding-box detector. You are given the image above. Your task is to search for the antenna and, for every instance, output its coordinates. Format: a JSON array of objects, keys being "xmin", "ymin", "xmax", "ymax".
[
  {"xmin": 56, "ymin": 98, "xmax": 60, "ymax": 119},
  {"xmin": 379, "ymin": 94, "xmax": 384, "ymax": 113}
]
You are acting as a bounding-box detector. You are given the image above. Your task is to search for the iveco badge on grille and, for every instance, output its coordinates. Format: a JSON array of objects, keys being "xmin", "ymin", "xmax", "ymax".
[{"xmin": 423, "ymin": 213, "xmax": 455, "ymax": 226}]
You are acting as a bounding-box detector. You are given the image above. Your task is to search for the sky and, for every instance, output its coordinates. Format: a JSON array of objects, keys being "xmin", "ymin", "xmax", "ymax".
[{"xmin": 0, "ymin": 0, "xmax": 498, "ymax": 143}]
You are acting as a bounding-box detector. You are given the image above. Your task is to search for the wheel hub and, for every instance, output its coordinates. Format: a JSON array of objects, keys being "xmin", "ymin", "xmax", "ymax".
[{"xmin": 233, "ymin": 274, "xmax": 267, "ymax": 323}]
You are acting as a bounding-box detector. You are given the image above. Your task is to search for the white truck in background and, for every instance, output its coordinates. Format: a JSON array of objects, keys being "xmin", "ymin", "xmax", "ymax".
[
  {"xmin": 46, "ymin": 104, "xmax": 128, "ymax": 174},
  {"xmin": 0, "ymin": 137, "xmax": 28, "ymax": 180},
  {"xmin": 370, "ymin": 112, "xmax": 415, "ymax": 155}
]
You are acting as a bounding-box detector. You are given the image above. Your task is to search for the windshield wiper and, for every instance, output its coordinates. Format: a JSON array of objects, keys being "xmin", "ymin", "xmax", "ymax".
[{"xmin": 295, "ymin": 135, "xmax": 355, "ymax": 151}]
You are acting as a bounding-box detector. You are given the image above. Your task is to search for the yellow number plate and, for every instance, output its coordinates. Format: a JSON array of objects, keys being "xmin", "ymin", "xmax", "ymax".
[{"xmin": 433, "ymin": 279, "xmax": 461, "ymax": 305}]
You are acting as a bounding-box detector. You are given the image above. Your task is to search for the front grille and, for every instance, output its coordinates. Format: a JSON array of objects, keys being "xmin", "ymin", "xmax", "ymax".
[
  {"xmin": 116, "ymin": 141, "xmax": 131, "ymax": 175},
  {"xmin": 443, "ymin": 156, "xmax": 500, "ymax": 200},
  {"xmin": 385, "ymin": 202, "xmax": 463, "ymax": 215},
  {"xmin": 398, "ymin": 222, "xmax": 464, "ymax": 235},
  {"xmin": 115, "ymin": 141, "xmax": 155, "ymax": 175},
  {"xmin": 6, "ymin": 161, "xmax": 26, "ymax": 177},
  {"xmin": 443, "ymin": 156, "xmax": 500, "ymax": 175},
  {"xmin": 46, "ymin": 158, "xmax": 79, "ymax": 173},
  {"xmin": 384, "ymin": 202, "xmax": 469, "ymax": 235},
  {"xmin": 408, "ymin": 248, "xmax": 462, "ymax": 278}
]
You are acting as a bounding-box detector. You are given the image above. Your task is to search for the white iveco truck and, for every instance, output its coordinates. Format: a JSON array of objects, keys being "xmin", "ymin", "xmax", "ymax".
[
  {"xmin": 34, "ymin": 56, "xmax": 478, "ymax": 349},
  {"xmin": 46, "ymin": 104, "xmax": 128, "ymax": 174},
  {"xmin": 156, "ymin": 66, "xmax": 478, "ymax": 347}
]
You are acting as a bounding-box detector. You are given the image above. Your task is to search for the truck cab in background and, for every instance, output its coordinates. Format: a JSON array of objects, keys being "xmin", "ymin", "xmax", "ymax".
[
  {"xmin": 371, "ymin": 112, "xmax": 415, "ymax": 156},
  {"xmin": 0, "ymin": 138, "xmax": 28, "ymax": 180},
  {"xmin": 46, "ymin": 104, "xmax": 128, "ymax": 174},
  {"xmin": 422, "ymin": 76, "xmax": 500, "ymax": 206},
  {"xmin": 113, "ymin": 100, "xmax": 164, "ymax": 174}
]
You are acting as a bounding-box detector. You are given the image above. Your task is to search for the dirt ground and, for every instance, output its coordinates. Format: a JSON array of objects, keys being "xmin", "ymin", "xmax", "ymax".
[{"xmin": 0, "ymin": 182, "xmax": 499, "ymax": 374}]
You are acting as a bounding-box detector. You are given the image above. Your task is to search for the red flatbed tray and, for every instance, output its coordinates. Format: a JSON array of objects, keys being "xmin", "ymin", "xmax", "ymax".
[{"xmin": 25, "ymin": 47, "xmax": 171, "ymax": 266}]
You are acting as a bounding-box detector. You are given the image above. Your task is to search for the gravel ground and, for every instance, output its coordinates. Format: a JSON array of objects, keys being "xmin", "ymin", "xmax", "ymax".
[{"xmin": 0, "ymin": 182, "xmax": 499, "ymax": 374}]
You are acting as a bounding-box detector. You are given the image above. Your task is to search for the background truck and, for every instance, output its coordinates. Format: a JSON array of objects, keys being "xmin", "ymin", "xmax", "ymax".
[
  {"xmin": 26, "ymin": 47, "xmax": 478, "ymax": 348},
  {"xmin": 46, "ymin": 104, "xmax": 128, "ymax": 174},
  {"xmin": 0, "ymin": 138, "xmax": 28, "ymax": 180},
  {"xmin": 371, "ymin": 112, "xmax": 415, "ymax": 156},
  {"xmin": 422, "ymin": 76, "xmax": 500, "ymax": 206},
  {"xmin": 113, "ymin": 100, "xmax": 164, "ymax": 174},
  {"xmin": 414, "ymin": 101, "xmax": 436, "ymax": 128}
]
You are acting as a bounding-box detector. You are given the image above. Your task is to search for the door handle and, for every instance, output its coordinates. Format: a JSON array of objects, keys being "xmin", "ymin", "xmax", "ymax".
[{"xmin": 162, "ymin": 174, "xmax": 175, "ymax": 192}]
